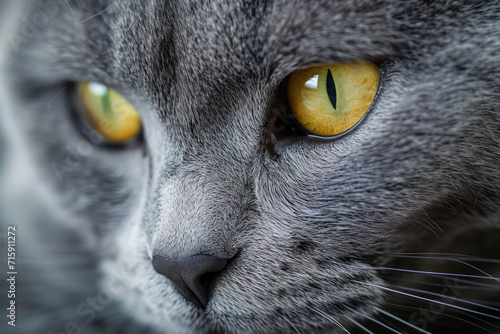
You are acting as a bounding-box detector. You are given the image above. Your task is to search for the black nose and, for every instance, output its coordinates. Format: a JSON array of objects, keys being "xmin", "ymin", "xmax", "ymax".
[{"xmin": 152, "ymin": 254, "xmax": 228, "ymax": 308}]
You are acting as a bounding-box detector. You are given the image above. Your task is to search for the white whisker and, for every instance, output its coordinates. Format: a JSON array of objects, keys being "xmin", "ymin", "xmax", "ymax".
[
  {"xmin": 79, "ymin": 0, "xmax": 120, "ymax": 23},
  {"xmin": 386, "ymin": 253, "xmax": 500, "ymax": 265},
  {"xmin": 373, "ymin": 267, "xmax": 500, "ymax": 281},
  {"xmin": 47, "ymin": 83, "xmax": 75, "ymax": 110},
  {"xmin": 375, "ymin": 307, "xmax": 432, "ymax": 334},
  {"xmin": 283, "ymin": 317, "xmax": 301, "ymax": 334},
  {"xmin": 2, "ymin": 55, "xmax": 22, "ymax": 72},
  {"xmin": 382, "ymin": 254, "xmax": 500, "ymax": 283},
  {"xmin": 63, "ymin": 0, "xmax": 79, "ymax": 25},
  {"xmin": 388, "ymin": 283, "xmax": 500, "ymax": 314},
  {"xmin": 348, "ymin": 317, "xmax": 375, "ymax": 334},
  {"xmin": 356, "ymin": 281, "xmax": 500, "ymax": 321},
  {"xmin": 385, "ymin": 276, "xmax": 500, "ymax": 291},
  {"xmin": 308, "ymin": 305, "xmax": 350, "ymax": 333},
  {"xmin": 345, "ymin": 306, "xmax": 399, "ymax": 333},
  {"xmin": 383, "ymin": 302, "xmax": 500, "ymax": 334}
]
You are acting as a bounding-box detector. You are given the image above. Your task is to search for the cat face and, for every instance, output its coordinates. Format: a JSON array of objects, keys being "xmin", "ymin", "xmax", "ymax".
[{"xmin": 1, "ymin": 0, "xmax": 499, "ymax": 333}]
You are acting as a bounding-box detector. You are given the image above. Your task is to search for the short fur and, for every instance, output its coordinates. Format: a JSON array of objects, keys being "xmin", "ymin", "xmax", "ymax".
[{"xmin": 0, "ymin": 1, "xmax": 499, "ymax": 333}]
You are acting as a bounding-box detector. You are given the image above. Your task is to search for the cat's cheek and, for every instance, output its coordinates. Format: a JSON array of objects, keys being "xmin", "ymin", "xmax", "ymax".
[
  {"xmin": 2, "ymin": 83, "xmax": 149, "ymax": 233},
  {"xmin": 204, "ymin": 233, "xmax": 385, "ymax": 333}
]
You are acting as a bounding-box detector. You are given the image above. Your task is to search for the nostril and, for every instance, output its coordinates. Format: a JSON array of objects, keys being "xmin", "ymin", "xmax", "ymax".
[
  {"xmin": 197, "ymin": 270, "xmax": 223, "ymax": 302},
  {"xmin": 152, "ymin": 254, "xmax": 229, "ymax": 308},
  {"xmin": 199, "ymin": 271, "xmax": 218, "ymax": 289}
]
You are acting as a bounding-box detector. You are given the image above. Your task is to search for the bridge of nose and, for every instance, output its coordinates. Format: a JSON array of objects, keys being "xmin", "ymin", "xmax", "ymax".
[
  {"xmin": 147, "ymin": 138, "xmax": 256, "ymax": 307},
  {"xmin": 147, "ymin": 155, "xmax": 253, "ymax": 258}
]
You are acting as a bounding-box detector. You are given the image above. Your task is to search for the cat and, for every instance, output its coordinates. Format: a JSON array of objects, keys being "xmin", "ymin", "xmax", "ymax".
[{"xmin": 1, "ymin": 0, "xmax": 500, "ymax": 333}]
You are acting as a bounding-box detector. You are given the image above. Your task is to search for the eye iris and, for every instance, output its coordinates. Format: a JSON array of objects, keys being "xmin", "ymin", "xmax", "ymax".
[
  {"xmin": 286, "ymin": 61, "xmax": 380, "ymax": 137},
  {"xmin": 78, "ymin": 82, "xmax": 142, "ymax": 143}
]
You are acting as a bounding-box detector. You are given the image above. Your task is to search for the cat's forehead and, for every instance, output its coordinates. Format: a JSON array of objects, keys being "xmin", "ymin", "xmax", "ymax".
[
  {"xmin": 170, "ymin": 0, "xmax": 405, "ymax": 76},
  {"xmin": 13, "ymin": 0, "xmax": 496, "ymax": 127},
  {"xmin": 19, "ymin": 0, "xmax": 491, "ymax": 86},
  {"xmin": 116, "ymin": 0, "xmax": 408, "ymax": 82},
  {"xmin": 20, "ymin": 0, "xmax": 414, "ymax": 86}
]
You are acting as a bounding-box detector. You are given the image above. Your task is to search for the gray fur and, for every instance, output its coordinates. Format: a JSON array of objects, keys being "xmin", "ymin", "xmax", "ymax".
[{"xmin": 0, "ymin": 0, "xmax": 499, "ymax": 333}]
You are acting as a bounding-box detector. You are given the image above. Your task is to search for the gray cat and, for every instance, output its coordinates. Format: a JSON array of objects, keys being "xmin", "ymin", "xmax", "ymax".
[{"xmin": 1, "ymin": 1, "xmax": 499, "ymax": 333}]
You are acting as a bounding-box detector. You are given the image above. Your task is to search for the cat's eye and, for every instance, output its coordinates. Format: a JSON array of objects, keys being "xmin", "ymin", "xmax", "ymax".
[
  {"xmin": 74, "ymin": 82, "xmax": 142, "ymax": 146},
  {"xmin": 285, "ymin": 60, "xmax": 380, "ymax": 137}
]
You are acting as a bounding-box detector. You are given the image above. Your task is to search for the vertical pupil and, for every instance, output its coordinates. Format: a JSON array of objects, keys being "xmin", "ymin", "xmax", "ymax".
[
  {"xmin": 101, "ymin": 89, "xmax": 113, "ymax": 117},
  {"xmin": 326, "ymin": 69, "xmax": 337, "ymax": 110}
]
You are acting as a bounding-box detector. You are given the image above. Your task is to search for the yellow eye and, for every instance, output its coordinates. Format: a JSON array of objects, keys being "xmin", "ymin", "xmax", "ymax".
[
  {"xmin": 76, "ymin": 82, "xmax": 142, "ymax": 144},
  {"xmin": 286, "ymin": 61, "xmax": 380, "ymax": 137}
]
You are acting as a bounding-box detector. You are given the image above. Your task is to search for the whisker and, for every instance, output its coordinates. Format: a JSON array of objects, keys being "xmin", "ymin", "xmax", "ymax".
[
  {"xmin": 383, "ymin": 302, "xmax": 500, "ymax": 334},
  {"xmin": 387, "ymin": 283, "xmax": 500, "ymax": 314},
  {"xmin": 356, "ymin": 281, "xmax": 500, "ymax": 321},
  {"xmin": 79, "ymin": 0, "xmax": 120, "ymax": 23},
  {"xmin": 308, "ymin": 305, "xmax": 350, "ymax": 333},
  {"xmin": 63, "ymin": 0, "xmax": 79, "ymax": 25},
  {"xmin": 373, "ymin": 267, "xmax": 500, "ymax": 281},
  {"xmin": 404, "ymin": 273, "xmax": 500, "ymax": 290},
  {"xmin": 375, "ymin": 307, "xmax": 432, "ymax": 334},
  {"xmin": 422, "ymin": 210, "xmax": 443, "ymax": 233},
  {"xmin": 415, "ymin": 219, "xmax": 440, "ymax": 236},
  {"xmin": 1, "ymin": 55, "xmax": 22, "ymax": 72},
  {"xmin": 386, "ymin": 253, "xmax": 500, "ymax": 265},
  {"xmin": 122, "ymin": 15, "xmax": 136, "ymax": 32},
  {"xmin": 382, "ymin": 254, "xmax": 500, "ymax": 283},
  {"xmin": 345, "ymin": 306, "xmax": 399, "ymax": 334},
  {"xmin": 434, "ymin": 305, "xmax": 500, "ymax": 333},
  {"xmin": 348, "ymin": 317, "xmax": 375, "ymax": 334},
  {"xmin": 47, "ymin": 82, "xmax": 75, "ymax": 110},
  {"xmin": 467, "ymin": 296, "xmax": 500, "ymax": 307},
  {"xmin": 385, "ymin": 276, "xmax": 500, "ymax": 291},
  {"xmin": 283, "ymin": 317, "xmax": 301, "ymax": 334}
]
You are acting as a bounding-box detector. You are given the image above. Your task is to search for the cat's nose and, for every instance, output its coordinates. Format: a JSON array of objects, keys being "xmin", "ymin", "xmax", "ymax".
[{"xmin": 152, "ymin": 254, "xmax": 228, "ymax": 308}]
